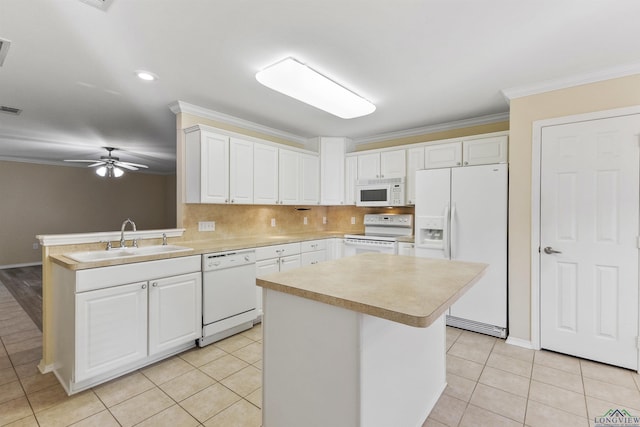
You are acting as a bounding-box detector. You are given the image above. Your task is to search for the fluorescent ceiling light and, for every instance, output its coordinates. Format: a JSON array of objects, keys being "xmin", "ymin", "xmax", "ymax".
[{"xmin": 255, "ymin": 57, "xmax": 375, "ymax": 119}]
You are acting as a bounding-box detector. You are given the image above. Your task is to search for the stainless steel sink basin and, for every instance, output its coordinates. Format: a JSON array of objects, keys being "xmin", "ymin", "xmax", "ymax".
[{"xmin": 65, "ymin": 245, "xmax": 193, "ymax": 262}]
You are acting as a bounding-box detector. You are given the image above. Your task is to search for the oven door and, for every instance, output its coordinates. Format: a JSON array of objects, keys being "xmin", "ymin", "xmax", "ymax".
[{"xmin": 343, "ymin": 238, "xmax": 397, "ymax": 256}]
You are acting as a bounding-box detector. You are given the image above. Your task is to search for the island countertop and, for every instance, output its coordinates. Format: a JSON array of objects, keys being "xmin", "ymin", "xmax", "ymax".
[{"xmin": 256, "ymin": 253, "xmax": 487, "ymax": 328}]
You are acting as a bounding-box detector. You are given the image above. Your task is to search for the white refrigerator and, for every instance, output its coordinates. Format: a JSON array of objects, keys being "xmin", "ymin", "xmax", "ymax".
[{"xmin": 414, "ymin": 164, "xmax": 507, "ymax": 337}]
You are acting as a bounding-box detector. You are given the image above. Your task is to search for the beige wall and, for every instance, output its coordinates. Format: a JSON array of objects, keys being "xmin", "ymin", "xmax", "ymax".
[
  {"xmin": 0, "ymin": 161, "xmax": 176, "ymax": 266},
  {"xmin": 508, "ymin": 74, "xmax": 640, "ymax": 341}
]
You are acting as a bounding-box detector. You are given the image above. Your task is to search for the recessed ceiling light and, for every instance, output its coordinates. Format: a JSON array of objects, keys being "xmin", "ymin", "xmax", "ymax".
[
  {"xmin": 255, "ymin": 57, "xmax": 376, "ymax": 119},
  {"xmin": 136, "ymin": 70, "xmax": 158, "ymax": 81}
]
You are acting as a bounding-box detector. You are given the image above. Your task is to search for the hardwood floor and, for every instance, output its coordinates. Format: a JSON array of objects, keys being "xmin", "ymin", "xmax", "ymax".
[{"xmin": 0, "ymin": 265, "xmax": 42, "ymax": 330}]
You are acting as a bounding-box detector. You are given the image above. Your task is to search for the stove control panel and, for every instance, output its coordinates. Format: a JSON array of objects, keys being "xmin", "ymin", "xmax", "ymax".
[{"xmin": 363, "ymin": 214, "xmax": 413, "ymax": 228}]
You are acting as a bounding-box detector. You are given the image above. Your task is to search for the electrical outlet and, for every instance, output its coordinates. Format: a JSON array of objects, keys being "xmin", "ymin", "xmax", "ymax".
[
  {"xmin": 198, "ymin": 221, "xmax": 215, "ymax": 232},
  {"xmin": 303, "ymin": 217, "xmax": 308, "ymax": 225},
  {"xmin": 323, "ymin": 216, "xmax": 327, "ymax": 225},
  {"xmin": 32, "ymin": 242, "xmax": 39, "ymax": 250},
  {"xmin": 351, "ymin": 216, "xmax": 356, "ymax": 225},
  {"xmin": 271, "ymin": 218, "xmax": 276, "ymax": 227}
]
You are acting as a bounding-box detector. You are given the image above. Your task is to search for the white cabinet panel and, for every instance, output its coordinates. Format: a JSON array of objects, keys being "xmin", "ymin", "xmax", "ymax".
[
  {"xmin": 280, "ymin": 254, "xmax": 301, "ymax": 272},
  {"xmin": 320, "ymin": 137, "xmax": 346, "ymax": 205},
  {"xmin": 345, "ymin": 156, "xmax": 358, "ymax": 205},
  {"xmin": 185, "ymin": 130, "xmax": 230, "ymax": 203},
  {"xmin": 300, "ymin": 153, "xmax": 320, "ymax": 205},
  {"xmin": 462, "ymin": 135, "xmax": 507, "ymax": 166},
  {"xmin": 357, "ymin": 153, "xmax": 381, "ymax": 180},
  {"xmin": 75, "ymin": 282, "xmax": 148, "ymax": 382},
  {"xmin": 229, "ymin": 138, "xmax": 254, "ymax": 204},
  {"xmin": 424, "ymin": 142, "xmax": 462, "ymax": 169},
  {"xmin": 406, "ymin": 147, "xmax": 425, "ymax": 205},
  {"xmin": 300, "ymin": 239, "xmax": 326, "ymax": 252},
  {"xmin": 398, "ymin": 242, "xmax": 415, "ymax": 257},
  {"xmin": 380, "ymin": 150, "xmax": 406, "ymax": 178},
  {"xmin": 279, "ymin": 149, "xmax": 299, "ymax": 205},
  {"xmin": 254, "ymin": 143, "xmax": 279, "ymax": 205},
  {"xmin": 301, "ymin": 251, "xmax": 326, "ymax": 266},
  {"xmin": 148, "ymin": 272, "xmax": 202, "ymax": 356}
]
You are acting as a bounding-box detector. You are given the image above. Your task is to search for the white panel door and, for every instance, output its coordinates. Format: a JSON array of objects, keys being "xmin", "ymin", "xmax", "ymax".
[
  {"xmin": 279, "ymin": 149, "xmax": 300, "ymax": 204},
  {"xmin": 380, "ymin": 150, "xmax": 406, "ymax": 178},
  {"xmin": 229, "ymin": 138, "xmax": 254, "ymax": 204},
  {"xmin": 345, "ymin": 156, "xmax": 358, "ymax": 205},
  {"xmin": 280, "ymin": 254, "xmax": 301, "ymax": 272},
  {"xmin": 406, "ymin": 147, "xmax": 425, "ymax": 205},
  {"xmin": 462, "ymin": 135, "xmax": 508, "ymax": 166},
  {"xmin": 540, "ymin": 114, "xmax": 640, "ymax": 370},
  {"xmin": 424, "ymin": 142, "xmax": 462, "ymax": 169},
  {"xmin": 299, "ymin": 153, "xmax": 320, "ymax": 205},
  {"xmin": 357, "ymin": 153, "xmax": 381, "ymax": 179},
  {"xmin": 201, "ymin": 132, "xmax": 229, "ymax": 204},
  {"xmin": 254, "ymin": 143, "xmax": 279, "ymax": 205}
]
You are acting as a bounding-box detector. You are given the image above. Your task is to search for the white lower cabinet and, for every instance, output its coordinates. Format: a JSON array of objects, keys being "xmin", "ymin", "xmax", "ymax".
[
  {"xmin": 52, "ymin": 256, "xmax": 201, "ymax": 395},
  {"xmin": 398, "ymin": 242, "xmax": 415, "ymax": 256},
  {"xmin": 300, "ymin": 239, "xmax": 327, "ymax": 266}
]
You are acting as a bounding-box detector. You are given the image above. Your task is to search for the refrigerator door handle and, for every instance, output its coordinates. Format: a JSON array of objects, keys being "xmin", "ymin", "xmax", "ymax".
[
  {"xmin": 443, "ymin": 204, "xmax": 450, "ymax": 259},
  {"xmin": 450, "ymin": 203, "xmax": 456, "ymax": 259}
]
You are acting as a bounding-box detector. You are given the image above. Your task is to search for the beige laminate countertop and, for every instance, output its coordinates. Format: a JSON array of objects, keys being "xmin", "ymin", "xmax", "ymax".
[
  {"xmin": 49, "ymin": 232, "xmax": 345, "ymax": 270},
  {"xmin": 257, "ymin": 253, "xmax": 487, "ymax": 328}
]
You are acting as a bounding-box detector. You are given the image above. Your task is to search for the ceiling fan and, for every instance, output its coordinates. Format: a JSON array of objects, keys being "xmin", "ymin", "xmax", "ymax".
[{"xmin": 64, "ymin": 147, "xmax": 148, "ymax": 177}]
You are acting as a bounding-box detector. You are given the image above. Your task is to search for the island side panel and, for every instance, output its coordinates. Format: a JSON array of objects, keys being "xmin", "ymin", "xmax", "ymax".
[
  {"xmin": 262, "ymin": 288, "xmax": 360, "ymax": 427},
  {"xmin": 360, "ymin": 313, "xmax": 446, "ymax": 427}
]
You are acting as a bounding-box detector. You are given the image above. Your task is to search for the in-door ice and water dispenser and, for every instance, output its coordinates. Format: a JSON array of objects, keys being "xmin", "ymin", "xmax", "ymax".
[{"xmin": 416, "ymin": 216, "xmax": 445, "ymax": 249}]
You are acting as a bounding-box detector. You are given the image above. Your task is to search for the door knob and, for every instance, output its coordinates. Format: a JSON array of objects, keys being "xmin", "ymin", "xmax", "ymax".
[{"xmin": 543, "ymin": 246, "xmax": 562, "ymax": 254}]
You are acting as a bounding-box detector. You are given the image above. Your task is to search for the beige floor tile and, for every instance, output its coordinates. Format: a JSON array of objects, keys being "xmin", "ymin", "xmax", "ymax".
[
  {"xmin": 232, "ymin": 342, "xmax": 262, "ymax": 364},
  {"xmin": 458, "ymin": 403, "xmax": 523, "ymax": 427},
  {"xmin": 491, "ymin": 339, "xmax": 535, "ymax": 362},
  {"xmin": 456, "ymin": 331, "xmax": 497, "ymax": 349},
  {"xmin": 34, "ymin": 391, "xmax": 106, "ymax": 427},
  {"xmin": 201, "ymin": 354, "xmax": 249, "ymax": 381},
  {"xmin": 8, "ymin": 347, "xmax": 42, "ymax": 367},
  {"xmin": 0, "ymin": 355, "xmax": 12, "ymax": 370},
  {"xmin": 470, "ymin": 383, "xmax": 527, "ymax": 423},
  {"xmin": 0, "ymin": 381, "xmax": 25, "ymax": 405},
  {"xmin": 93, "ymin": 371, "xmax": 155, "ymax": 407},
  {"xmin": 160, "ymin": 368, "xmax": 216, "ymax": 402},
  {"xmin": 532, "ymin": 363, "xmax": 584, "ymax": 394},
  {"xmin": 478, "ymin": 366, "xmax": 530, "ymax": 397},
  {"xmin": 583, "ymin": 377, "xmax": 640, "ymax": 410},
  {"xmin": 525, "ymin": 399, "xmax": 589, "ymax": 427},
  {"xmin": 580, "ymin": 359, "xmax": 637, "ymax": 390},
  {"xmin": 585, "ymin": 395, "xmax": 640, "ymax": 420},
  {"xmin": 13, "ymin": 363, "xmax": 40, "ymax": 380},
  {"xmin": 0, "ymin": 397, "xmax": 33, "ymax": 425},
  {"xmin": 486, "ymin": 352, "xmax": 532, "ymax": 377},
  {"xmin": 422, "ymin": 418, "xmax": 448, "ymax": 427},
  {"xmin": 0, "ymin": 321, "xmax": 39, "ymax": 339},
  {"xmin": 4, "ymin": 336, "xmax": 42, "ymax": 356},
  {"xmin": 246, "ymin": 388, "xmax": 262, "ymax": 409},
  {"xmin": 69, "ymin": 409, "xmax": 120, "ymax": 427},
  {"xmin": 27, "ymin": 382, "xmax": 69, "ymax": 413},
  {"xmin": 214, "ymin": 334, "xmax": 254, "ymax": 353},
  {"xmin": 444, "ymin": 373, "xmax": 476, "ymax": 402},
  {"xmin": 529, "ymin": 380, "xmax": 587, "ymax": 417},
  {"xmin": 4, "ymin": 414, "xmax": 39, "ymax": 426},
  {"xmin": 448, "ymin": 341, "xmax": 492, "ymax": 365},
  {"xmin": 429, "ymin": 394, "xmax": 467, "ymax": 427},
  {"xmin": 180, "ymin": 383, "xmax": 242, "ymax": 423},
  {"xmin": 19, "ymin": 372, "xmax": 59, "ymax": 395},
  {"xmin": 180, "ymin": 344, "xmax": 228, "ymax": 368},
  {"xmin": 446, "ymin": 355, "xmax": 484, "ymax": 382},
  {"xmin": 446, "ymin": 327, "xmax": 463, "ymax": 343},
  {"xmin": 220, "ymin": 365, "xmax": 262, "ymax": 397},
  {"xmin": 0, "ymin": 366, "xmax": 18, "ymax": 386},
  {"xmin": 1, "ymin": 328, "xmax": 41, "ymax": 346},
  {"xmin": 109, "ymin": 387, "xmax": 174, "ymax": 427},
  {"xmin": 141, "ymin": 356, "xmax": 194, "ymax": 385},
  {"xmin": 135, "ymin": 404, "xmax": 200, "ymax": 427},
  {"xmin": 203, "ymin": 399, "xmax": 261, "ymax": 427},
  {"xmin": 534, "ymin": 350, "xmax": 581, "ymax": 375},
  {"xmin": 240, "ymin": 324, "xmax": 263, "ymax": 342}
]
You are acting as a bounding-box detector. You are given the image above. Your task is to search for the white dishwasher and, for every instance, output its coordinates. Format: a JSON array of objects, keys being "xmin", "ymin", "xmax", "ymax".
[{"xmin": 199, "ymin": 249, "xmax": 257, "ymax": 347}]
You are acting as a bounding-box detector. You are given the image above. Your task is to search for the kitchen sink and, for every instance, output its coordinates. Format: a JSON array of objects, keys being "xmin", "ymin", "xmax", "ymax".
[{"xmin": 65, "ymin": 245, "xmax": 193, "ymax": 262}]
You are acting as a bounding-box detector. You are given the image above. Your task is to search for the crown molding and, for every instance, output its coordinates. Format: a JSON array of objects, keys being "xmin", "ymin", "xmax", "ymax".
[
  {"xmin": 351, "ymin": 112, "xmax": 510, "ymax": 146},
  {"xmin": 501, "ymin": 62, "xmax": 640, "ymax": 103},
  {"xmin": 169, "ymin": 101, "xmax": 309, "ymax": 145}
]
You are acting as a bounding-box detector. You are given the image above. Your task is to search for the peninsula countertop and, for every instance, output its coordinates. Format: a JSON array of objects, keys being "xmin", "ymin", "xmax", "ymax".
[{"xmin": 257, "ymin": 253, "xmax": 487, "ymax": 328}]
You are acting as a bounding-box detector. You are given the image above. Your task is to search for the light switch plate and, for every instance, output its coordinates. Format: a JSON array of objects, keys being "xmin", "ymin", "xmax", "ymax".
[
  {"xmin": 303, "ymin": 217, "xmax": 308, "ymax": 225},
  {"xmin": 271, "ymin": 218, "xmax": 276, "ymax": 227},
  {"xmin": 198, "ymin": 221, "xmax": 215, "ymax": 232},
  {"xmin": 351, "ymin": 217, "xmax": 356, "ymax": 225}
]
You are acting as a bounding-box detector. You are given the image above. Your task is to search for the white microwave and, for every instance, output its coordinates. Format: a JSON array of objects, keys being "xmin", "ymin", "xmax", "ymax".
[{"xmin": 356, "ymin": 177, "xmax": 405, "ymax": 207}]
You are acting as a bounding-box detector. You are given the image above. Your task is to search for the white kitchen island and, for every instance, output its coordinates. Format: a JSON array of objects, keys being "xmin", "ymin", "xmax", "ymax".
[{"xmin": 257, "ymin": 253, "xmax": 487, "ymax": 427}]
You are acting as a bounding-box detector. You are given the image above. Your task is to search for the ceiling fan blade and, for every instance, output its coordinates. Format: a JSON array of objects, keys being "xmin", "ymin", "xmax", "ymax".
[
  {"xmin": 115, "ymin": 162, "xmax": 139, "ymax": 171},
  {"xmin": 64, "ymin": 159, "xmax": 100, "ymax": 163},
  {"xmin": 87, "ymin": 162, "xmax": 104, "ymax": 168},
  {"xmin": 118, "ymin": 161, "xmax": 148, "ymax": 169}
]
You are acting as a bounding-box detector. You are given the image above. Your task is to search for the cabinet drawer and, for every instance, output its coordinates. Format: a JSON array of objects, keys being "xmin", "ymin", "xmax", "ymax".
[
  {"xmin": 300, "ymin": 239, "xmax": 326, "ymax": 253},
  {"xmin": 301, "ymin": 250, "xmax": 326, "ymax": 266},
  {"xmin": 255, "ymin": 243, "xmax": 301, "ymax": 261}
]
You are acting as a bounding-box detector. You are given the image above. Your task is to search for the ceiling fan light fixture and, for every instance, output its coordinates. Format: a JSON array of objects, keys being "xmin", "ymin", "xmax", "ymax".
[
  {"xmin": 113, "ymin": 166, "xmax": 124, "ymax": 177},
  {"xmin": 95, "ymin": 166, "xmax": 107, "ymax": 177},
  {"xmin": 255, "ymin": 57, "xmax": 375, "ymax": 119},
  {"xmin": 136, "ymin": 70, "xmax": 158, "ymax": 81}
]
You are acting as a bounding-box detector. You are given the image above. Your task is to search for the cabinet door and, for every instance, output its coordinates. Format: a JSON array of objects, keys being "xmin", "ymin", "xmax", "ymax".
[
  {"xmin": 406, "ymin": 147, "xmax": 425, "ymax": 205},
  {"xmin": 300, "ymin": 153, "xmax": 320, "ymax": 205},
  {"xmin": 279, "ymin": 149, "xmax": 300, "ymax": 205},
  {"xmin": 75, "ymin": 282, "xmax": 148, "ymax": 382},
  {"xmin": 201, "ymin": 132, "xmax": 230, "ymax": 203},
  {"xmin": 462, "ymin": 135, "xmax": 508, "ymax": 166},
  {"xmin": 357, "ymin": 152, "xmax": 380, "ymax": 180},
  {"xmin": 380, "ymin": 150, "xmax": 406, "ymax": 178},
  {"xmin": 424, "ymin": 142, "xmax": 462, "ymax": 169},
  {"xmin": 398, "ymin": 243, "xmax": 415, "ymax": 256},
  {"xmin": 280, "ymin": 254, "xmax": 301, "ymax": 272},
  {"xmin": 320, "ymin": 138, "xmax": 346, "ymax": 205},
  {"xmin": 301, "ymin": 250, "xmax": 326, "ymax": 266},
  {"xmin": 344, "ymin": 156, "xmax": 358, "ymax": 205},
  {"xmin": 229, "ymin": 138, "xmax": 254, "ymax": 204},
  {"xmin": 254, "ymin": 143, "xmax": 279, "ymax": 205},
  {"xmin": 148, "ymin": 272, "xmax": 202, "ymax": 356},
  {"xmin": 256, "ymin": 258, "xmax": 280, "ymax": 319}
]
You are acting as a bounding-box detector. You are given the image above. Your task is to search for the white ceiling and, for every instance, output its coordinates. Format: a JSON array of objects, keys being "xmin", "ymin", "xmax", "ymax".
[{"xmin": 1, "ymin": 0, "xmax": 639, "ymax": 174}]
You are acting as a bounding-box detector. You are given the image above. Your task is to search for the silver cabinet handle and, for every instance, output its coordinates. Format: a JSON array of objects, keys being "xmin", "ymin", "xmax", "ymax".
[
  {"xmin": 152, "ymin": 282, "xmax": 158, "ymax": 287},
  {"xmin": 142, "ymin": 284, "xmax": 147, "ymax": 289},
  {"xmin": 544, "ymin": 246, "xmax": 562, "ymax": 254},
  {"xmin": 464, "ymin": 161, "xmax": 468, "ymax": 166}
]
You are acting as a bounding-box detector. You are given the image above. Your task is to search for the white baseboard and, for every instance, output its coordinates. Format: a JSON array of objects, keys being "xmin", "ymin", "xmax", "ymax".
[
  {"xmin": 0, "ymin": 261, "xmax": 42, "ymax": 270},
  {"xmin": 506, "ymin": 336, "xmax": 538, "ymax": 350},
  {"xmin": 38, "ymin": 360, "xmax": 54, "ymax": 374}
]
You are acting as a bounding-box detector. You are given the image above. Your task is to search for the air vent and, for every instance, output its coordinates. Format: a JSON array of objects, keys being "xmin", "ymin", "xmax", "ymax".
[
  {"xmin": 0, "ymin": 38, "xmax": 11, "ymax": 67},
  {"xmin": 78, "ymin": 0, "xmax": 114, "ymax": 11},
  {"xmin": 0, "ymin": 106, "xmax": 22, "ymax": 116}
]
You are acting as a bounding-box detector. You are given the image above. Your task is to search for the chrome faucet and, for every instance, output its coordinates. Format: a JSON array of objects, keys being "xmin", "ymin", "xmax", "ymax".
[{"xmin": 120, "ymin": 218, "xmax": 137, "ymax": 248}]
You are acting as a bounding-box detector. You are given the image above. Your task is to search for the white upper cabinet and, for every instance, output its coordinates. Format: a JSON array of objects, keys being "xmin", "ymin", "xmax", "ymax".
[
  {"xmin": 462, "ymin": 135, "xmax": 508, "ymax": 166},
  {"xmin": 300, "ymin": 153, "xmax": 320, "ymax": 205},
  {"xmin": 185, "ymin": 129, "xmax": 230, "ymax": 203},
  {"xmin": 357, "ymin": 150, "xmax": 406, "ymax": 180},
  {"xmin": 424, "ymin": 141, "xmax": 463, "ymax": 169},
  {"xmin": 229, "ymin": 138, "xmax": 254, "ymax": 204},
  {"xmin": 406, "ymin": 147, "xmax": 425, "ymax": 205},
  {"xmin": 320, "ymin": 137, "xmax": 346, "ymax": 205},
  {"xmin": 278, "ymin": 149, "xmax": 299, "ymax": 205},
  {"xmin": 254, "ymin": 143, "xmax": 279, "ymax": 205},
  {"xmin": 345, "ymin": 155, "xmax": 358, "ymax": 205}
]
